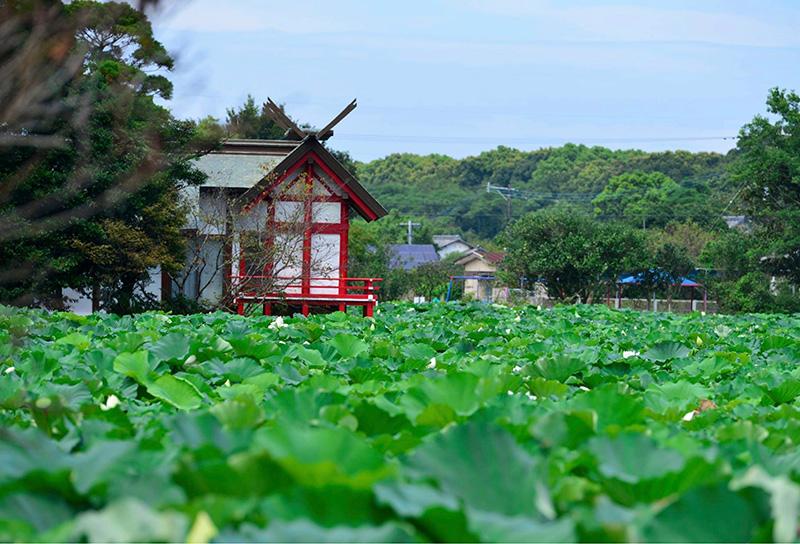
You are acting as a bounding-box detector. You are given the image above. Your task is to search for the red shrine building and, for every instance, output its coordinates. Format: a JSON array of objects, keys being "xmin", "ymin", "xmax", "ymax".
[{"xmin": 170, "ymin": 100, "xmax": 388, "ymax": 316}]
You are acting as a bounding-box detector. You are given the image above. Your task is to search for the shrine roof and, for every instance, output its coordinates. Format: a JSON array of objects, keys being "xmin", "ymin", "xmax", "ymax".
[{"xmin": 193, "ymin": 139, "xmax": 297, "ymax": 189}]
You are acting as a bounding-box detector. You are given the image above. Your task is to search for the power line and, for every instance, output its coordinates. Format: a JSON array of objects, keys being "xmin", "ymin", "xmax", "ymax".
[
  {"xmin": 334, "ymin": 133, "xmax": 737, "ymax": 146},
  {"xmin": 486, "ymin": 183, "xmax": 595, "ymax": 202}
]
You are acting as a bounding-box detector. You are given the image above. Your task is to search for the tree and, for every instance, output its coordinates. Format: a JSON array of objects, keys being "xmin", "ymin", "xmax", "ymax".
[
  {"xmin": 499, "ymin": 208, "xmax": 645, "ymax": 303},
  {"xmin": 642, "ymin": 236, "xmax": 695, "ymax": 311},
  {"xmin": 356, "ymin": 145, "xmax": 733, "ymax": 241},
  {"xmin": 658, "ymin": 221, "xmax": 718, "ymax": 262},
  {"xmin": 592, "ymin": 171, "xmax": 679, "ymax": 227},
  {"xmin": 0, "ymin": 0, "xmax": 211, "ymax": 311},
  {"xmin": 734, "ymin": 87, "xmax": 800, "ymax": 286},
  {"xmin": 347, "ymin": 219, "xmax": 391, "ymax": 280},
  {"xmin": 225, "ymin": 95, "xmax": 285, "ymax": 140}
]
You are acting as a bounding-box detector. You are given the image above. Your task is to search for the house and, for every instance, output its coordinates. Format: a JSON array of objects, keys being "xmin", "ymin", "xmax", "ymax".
[
  {"xmin": 432, "ymin": 234, "xmax": 474, "ymax": 258},
  {"xmin": 171, "ymin": 100, "xmax": 388, "ymax": 316},
  {"xmin": 455, "ymin": 249, "xmax": 504, "ymax": 301},
  {"xmin": 389, "ymin": 244, "xmax": 440, "ymax": 270}
]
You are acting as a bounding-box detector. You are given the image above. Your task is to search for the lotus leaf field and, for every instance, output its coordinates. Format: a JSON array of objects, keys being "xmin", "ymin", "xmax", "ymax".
[{"xmin": 3, "ymin": 303, "xmax": 800, "ymax": 542}]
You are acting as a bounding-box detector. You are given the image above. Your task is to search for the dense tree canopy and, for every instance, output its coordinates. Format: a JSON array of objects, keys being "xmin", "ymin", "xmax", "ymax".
[
  {"xmin": 356, "ymin": 144, "xmax": 734, "ymax": 240},
  {"xmin": 224, "ymin": 95, "xmax": 285, "ymax": 140},
  {"xmin": 499, "ymin": 208, "xmax": 645, "ymax": 302},
  {"xmin": 734, "ymin": 87, "xmax": 800, "ymax": 285},
  {"xmin": 0, "ymin": 0, "xmax": 210, "ymax": 311}
]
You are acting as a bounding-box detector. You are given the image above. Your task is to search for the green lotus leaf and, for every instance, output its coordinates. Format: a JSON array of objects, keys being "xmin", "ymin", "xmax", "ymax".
[
  {"xmin": 642, "ymin": 484, "xmax": 764, "ymax": 543},
  {"xmin": 643, "ymin": 342, "xmax": 691, "ymax": 362},
  {"xmin": 253, "ymin": 425, "xmax": 393, "ymax": 488},
  {"xmin": 406, "ymin": 421, "xmax": 554, "ymax": 519},
  {"xmin": 329, "ymin": 333, "xmax": 368, "ymax": 359},
  {"xmin": 147, "ymin": 374, "xmax": 203, "ymax": 410},
  {"xmin": 150, "ymin": 332, "xmax": 190, "ymax": 363}
]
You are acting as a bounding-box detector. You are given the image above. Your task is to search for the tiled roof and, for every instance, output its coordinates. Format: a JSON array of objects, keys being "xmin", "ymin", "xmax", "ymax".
[
  {"xmin": 455, "ymin": 248, "xmax": 505, "ymax": 266},
  {"xmin": 193, "ymin": 153, "xmax": 286, "ymax": 189},
  {"xmin": 389, "ymin": 244, "xmax": 441, "ymax": 270},
  {"xmin": 483, "ymin": 251, "xmax": 505, "ymax": 264}
]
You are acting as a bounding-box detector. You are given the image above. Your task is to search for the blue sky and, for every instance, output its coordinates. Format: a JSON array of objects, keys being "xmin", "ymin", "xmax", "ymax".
[{"xmin": 150, "ymin": 0, "xmax": 800, "ymax": 161}]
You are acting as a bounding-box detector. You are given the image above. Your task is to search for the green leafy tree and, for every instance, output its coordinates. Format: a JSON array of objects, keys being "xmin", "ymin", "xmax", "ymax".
[
  {"xmin": 735, "ymin": 87, "xmax": 800, "ymax": 286},
  {"xmin": 347, "ymin": 220, "xmax": 391, "ymax": 280},
  {"xmin": 701, "ymin": 229, "xmax": 760, "ymax": 280},
  {"xmin": 0, "ymin": 1, "xmax": 210, "ymax": 311},
  {"xmin": 592, "ymin": 171, "xmax": 679, "ymax": 227},
  {"xmin": 357, "ymin": 145, "xmax": 733, "ymax": 240},
  {"xmin": 658, "ymin": 221, "xmax": 718, "ymax": 262},
  {"xmin": 499, "ymin": 208, "xmax": 645, "ymax": 302},
  {"xmin": 225, "ymin": 95, "xmax": 285, "ymax": 140},
  {"xmin": 642, "ymin": 237, "xmax": 695, "ymax": 311}
]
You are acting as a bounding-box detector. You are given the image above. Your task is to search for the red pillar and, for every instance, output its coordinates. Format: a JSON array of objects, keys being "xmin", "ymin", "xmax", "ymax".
[{"xmin": 363, "ymin": 303, "xmax": 374, "ymax": 318}]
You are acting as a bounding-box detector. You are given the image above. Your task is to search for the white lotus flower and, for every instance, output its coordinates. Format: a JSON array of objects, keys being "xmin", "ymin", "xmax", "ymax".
[
  {"xmin": 579, "ymin": 386, "xmax": 590, "ymax": 391},
  {"xmin": 101, "ymin": 394, "xmax": 120, "ymax": 411},
  {"xmin": 622, "ymin": 350, "xmax": 639, "ymax": 359},
  {"xmin": 512, "ymin": 365, "xmax": 523, "ymax": 373},
  {"xmin": 4, "ymin": 366, "xmax": 15, "ymax": 374},
  {"xmin": 682, "ymin": 411, "xmax": 695, "ymax": 422},
  {"xmin": 184, "ymin": 355, "xmax": 197, "ymax": 366},
  {"xmin": 426, "ymin": 357, "xmax": 436, "ymax": 369},
  {"xmin": 268, "ymin": 316, "xmax": 287, "ymax": 330}
]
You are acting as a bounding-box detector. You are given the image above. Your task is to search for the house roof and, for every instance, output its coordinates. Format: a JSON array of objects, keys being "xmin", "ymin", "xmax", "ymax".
[
  {"xmin": 433, "ymin": 234, "xmax": 467, "ymax": 247},
  {"xmin": 241, "ymin": 135, "xmax": 387, "ymax": 221},
  {"xmin": 192, "ymin": 137, "xmax": 387, "ymax": 221},
  {"xmin": 194, "ymin": 153, "xmax": 285, "ymax": 189},
  {"xmin": 455, "ymin": 248, "xmax": 505, "ymax": 267},
  {"xmin": 389, "ymin": 244, "xmax": 440, "ymax": 270},
  {"xmin": 433, "ymin": 234, "xmax": 474, "ymax": 252}
]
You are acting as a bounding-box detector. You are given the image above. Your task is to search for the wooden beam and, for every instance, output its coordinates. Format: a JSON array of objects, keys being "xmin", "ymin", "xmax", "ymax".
[
  {"xmin": 317, "ymin": 99, "xmax": 357, "ymax": 140},
  {"xmin": 265, "ymin": 98, "xmax": 306, "ymax": 140}
]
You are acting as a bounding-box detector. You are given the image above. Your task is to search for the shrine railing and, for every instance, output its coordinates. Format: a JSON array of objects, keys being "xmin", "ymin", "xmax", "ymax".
[{"xmin": 228, "ymin": 275, "xmax": 382, "ymax": 301}]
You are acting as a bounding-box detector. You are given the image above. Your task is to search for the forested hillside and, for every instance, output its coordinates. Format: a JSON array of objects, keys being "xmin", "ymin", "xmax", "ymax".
[{"xmin": 355, "ymin": 144, "xmax": 736, "ymax": 240}]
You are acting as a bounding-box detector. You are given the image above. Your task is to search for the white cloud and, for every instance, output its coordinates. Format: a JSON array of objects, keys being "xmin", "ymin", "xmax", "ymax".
[
  {"xmin": 156, "ymin": 0, "xmax": 356, "ymax": 34},
  {"xmin": 459, "ymin": 0, "xmax": 800, "ymax": 48}
]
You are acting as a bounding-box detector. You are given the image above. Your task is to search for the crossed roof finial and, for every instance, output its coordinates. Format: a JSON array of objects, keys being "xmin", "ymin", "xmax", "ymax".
[{"xmin": 265, "ymin": 98, "xmax": 357, "ymax": 141}]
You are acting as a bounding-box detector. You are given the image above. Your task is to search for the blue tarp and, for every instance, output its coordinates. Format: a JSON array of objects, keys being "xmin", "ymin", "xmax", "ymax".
[{"xmin": 618, "ymin": 271, "xmax": 702, "ymax": 288}]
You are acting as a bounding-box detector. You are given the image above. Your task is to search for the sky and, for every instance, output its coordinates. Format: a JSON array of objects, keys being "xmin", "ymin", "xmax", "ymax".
[{"xmin": 148, "ymin": 0, "xmax": 800, "ymax": 161}]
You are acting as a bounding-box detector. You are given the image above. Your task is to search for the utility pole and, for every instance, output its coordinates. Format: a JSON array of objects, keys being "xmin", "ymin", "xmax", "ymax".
[{"xmin": 400, "ymin": 220, "xmax": 421, "ymax": 244}]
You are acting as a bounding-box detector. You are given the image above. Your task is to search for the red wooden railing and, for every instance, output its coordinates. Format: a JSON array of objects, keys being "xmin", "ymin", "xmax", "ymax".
[{"xmin": 228, "ymin": 275, "xmax": 383, "ymax": 317}]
